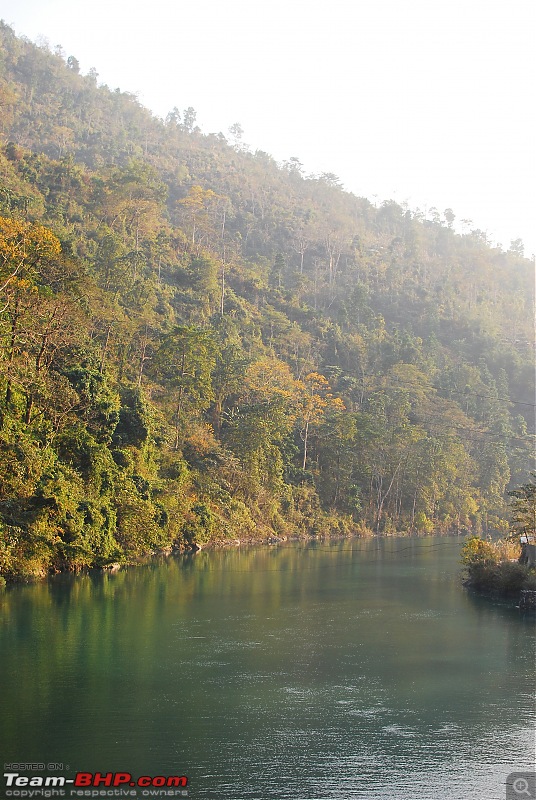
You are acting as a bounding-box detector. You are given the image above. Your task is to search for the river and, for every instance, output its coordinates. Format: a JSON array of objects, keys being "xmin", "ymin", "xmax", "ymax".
[{"xmin": 0, "ymin": 536, "xmax": 534, "ymax": 800}]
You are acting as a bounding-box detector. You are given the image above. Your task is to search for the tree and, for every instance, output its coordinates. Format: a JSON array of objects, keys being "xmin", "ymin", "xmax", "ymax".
[
  {"xmin": 67, "ymin": 56, "xmax": 80, "ymax": 73},
  {"xmin": 176, "ymin": 185, "xmax": 219, "ymax": 250},
  {"xmin": 104, "ymin": 161, "xmax": 167, "ymax": 263},
  {"xmin": 228, "ymin": 122, "xmax": 244, "ymax": 148},
  {"xmin": 182, "ymin": 107, "xmax": 197, "ymax": 133},
  {"xmin": 222, "ymin": 356, "xmax": 298, "ymax": 499},
  {"xmin": 297, "ymin": 372, "xmax": 344, "ymax": 472},
  {"xmin": 508, "ymin": 475, "xmax": 536, "ymax": 540},
  {"xmin": 509, "ymin": 238, "xmax": 525, "ymax": 257},
  {"xmin": 0, "ymin": 220, "xmax": 83, "ymax": 427},
  {"xmin": 211, "ymin": 339, "xmax": 248, "ymax": 432},
  {"xmin": 153, "ymin": 326, "xmax": 216, "ymax": 450},
  {"xmin": 444, "ymin": 208, "xmax": 455, "ymax": 228},
  {"xmin": 0, "ymin": 281, "xmax": 86, "ymax": 426},
  {"xmin": 316, "ymin": 409, "xmax": 358, "ymax": 511},
  {"xmin": 165, "ymin": 107, "xmax": 181, "ymax": 127},
  {"xmin": 0, "ymin": 217, "xmax": 61, "ymax": 295}
]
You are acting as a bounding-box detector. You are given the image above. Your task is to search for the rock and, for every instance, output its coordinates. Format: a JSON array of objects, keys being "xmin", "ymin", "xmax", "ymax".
[{"xmin": 103, "ymin": 562, "xmax": 121, "ymax": 572}]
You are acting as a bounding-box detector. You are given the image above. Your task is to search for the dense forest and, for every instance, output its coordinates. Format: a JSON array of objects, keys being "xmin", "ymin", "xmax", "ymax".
[{"xmin": 0, "ymin": 22, "xmax": 534, "ymax": 580}]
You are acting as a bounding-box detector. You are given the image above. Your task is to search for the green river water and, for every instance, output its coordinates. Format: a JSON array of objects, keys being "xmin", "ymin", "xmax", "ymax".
[{"xmin": 1, "ymin": 536, "xmax": 534, "ymax": 800}]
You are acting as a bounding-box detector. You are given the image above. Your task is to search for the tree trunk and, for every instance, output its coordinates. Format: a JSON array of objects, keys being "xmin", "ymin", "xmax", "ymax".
[
  {"xmin": 302, "ymin": 420, "xmax": 309, "ymax": 471},
  {"xmin": 99, "ymin": 325, "xmax": 112, "ymax": 374},
  {"xmin": 24, "ymin": 393, "xmax": 33, "ymax": 425}
]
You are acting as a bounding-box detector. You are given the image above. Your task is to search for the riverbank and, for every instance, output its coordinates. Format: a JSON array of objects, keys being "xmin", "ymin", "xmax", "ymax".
[{"xmin": 1, "ymin": 522, "xmax": 470, "ymax": 585}]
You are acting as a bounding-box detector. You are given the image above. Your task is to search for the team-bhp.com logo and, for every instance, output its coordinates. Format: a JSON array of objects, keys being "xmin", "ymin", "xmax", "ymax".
[{"xmin": 4, "ymin": 772, "xmax": 188, "ymax": 795}]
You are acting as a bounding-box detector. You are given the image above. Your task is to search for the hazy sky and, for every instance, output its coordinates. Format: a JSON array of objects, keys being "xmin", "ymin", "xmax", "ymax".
[{"xmin": 2, "ymin": 0, "xmax": 535, "ymax": 255}]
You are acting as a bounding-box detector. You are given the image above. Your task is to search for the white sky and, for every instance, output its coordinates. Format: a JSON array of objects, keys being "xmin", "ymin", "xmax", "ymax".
[{"xmin": 2, "ymin": 0, "xmax": 535, "ymax": 256}]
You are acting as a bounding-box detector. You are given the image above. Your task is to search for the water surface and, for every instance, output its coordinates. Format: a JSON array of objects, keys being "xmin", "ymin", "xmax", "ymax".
[{"xmin": 1, "ymin": 536, "xmax": 534, "ymax": 799}]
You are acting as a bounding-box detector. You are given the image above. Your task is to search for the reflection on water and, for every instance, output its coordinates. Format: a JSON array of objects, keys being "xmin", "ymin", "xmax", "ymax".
[{"xmin": 1, "ymin": 537, "xmax": 534, "ymax": 799}]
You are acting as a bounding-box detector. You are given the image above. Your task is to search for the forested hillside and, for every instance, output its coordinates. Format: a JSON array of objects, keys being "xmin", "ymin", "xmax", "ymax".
[{"xmin": 0, "ymin": 22, "xmax": 534, "ymax": 579}]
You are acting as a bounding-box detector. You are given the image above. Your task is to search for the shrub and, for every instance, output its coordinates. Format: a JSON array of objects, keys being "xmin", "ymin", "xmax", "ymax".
[{"xmin": 461, "ymin": 535, "xmax": 535, "ymax": 595}]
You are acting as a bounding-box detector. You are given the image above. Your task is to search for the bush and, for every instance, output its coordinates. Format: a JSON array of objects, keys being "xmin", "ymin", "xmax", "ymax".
[
  {"xmin": 495, "ymin": 561, "xmax": 531, "ymax": 593},
  {"xmin": 461, "ymin": 535, "xmax": 499, "ymax": 567},
  {"xmin": 414, "ymin": 512, "xmax": 434, "ymax": 533},
  {"xmin": 461, "ymin": 535, "xmax": 535, "ymax": 595},
  {"xmin": 181, "ymin": 502, "xmax": 216, "ymax": 548}
]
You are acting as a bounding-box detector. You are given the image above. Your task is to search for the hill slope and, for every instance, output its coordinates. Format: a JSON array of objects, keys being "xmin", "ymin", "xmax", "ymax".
[{"xmin": 0, "ymin": 22, "xmax": 534, "ymax": 579}]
